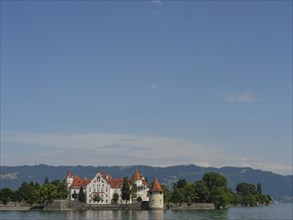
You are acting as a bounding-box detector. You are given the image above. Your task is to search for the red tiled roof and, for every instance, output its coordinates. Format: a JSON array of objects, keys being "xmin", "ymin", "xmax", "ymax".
[
  {"xmin": 96, "ymin": 172, "xmax": 112, "ymax": 180},
  {"xmin": 142, "ymin": 180, "xmax": 149, "ymax": 188},
  {"xmin": 108, "ymin": 178, "xmax": 124, "ymax": 188},
  {"xmin": 131, "ymin": 169, "xmax": 142, "ymax": 181},
  {"xmin": 149, "ymin": 177, "xmax": 164, "ymax": 192},
  {"xmin": 69, "ymin": 176, "xmax": 91, "ymax": 189}
]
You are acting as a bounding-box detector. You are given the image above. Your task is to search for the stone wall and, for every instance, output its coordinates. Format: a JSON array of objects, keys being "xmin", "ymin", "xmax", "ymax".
[
  {"xmin": 44, "ymin": 200, "xmax": 146, "ymax": 211},
  {"xmin": 165, "ymin": 203, "xmax": 215, "ymax": 210}
]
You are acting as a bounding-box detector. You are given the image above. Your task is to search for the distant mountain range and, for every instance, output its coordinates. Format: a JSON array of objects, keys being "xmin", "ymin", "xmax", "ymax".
[{"xmin": 0, "ymin": 164, "xmax": 292, "ymax": 200}]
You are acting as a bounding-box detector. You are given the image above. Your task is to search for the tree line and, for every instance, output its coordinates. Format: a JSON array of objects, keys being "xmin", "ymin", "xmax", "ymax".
[
  {"xmin": 162, "ymin": 172, "xmax": 271, "ymax": 209},
  {"xmin": 0, "ymin": 177, "xmax": 67, "ymax": 206},
  {"xmin": 0, "ymin": 172, "xmax": 272, "ymax": 209}
]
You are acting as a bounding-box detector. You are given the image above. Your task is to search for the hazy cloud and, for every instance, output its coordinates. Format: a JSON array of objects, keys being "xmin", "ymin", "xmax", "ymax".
[
  {"xmin": 1, "ymin": 131, "xmax": 291, "ymax": 175},
  {"xmin": 149, "ymin": 84, "xmax": 159, "ymax": 89},
  {"xmin": 223, "ymin": 92, "xmax": 261, "ymax": 103},
  {"xmin": 152, "ymin": 0, "xmax": 163, "ymax": 6}
]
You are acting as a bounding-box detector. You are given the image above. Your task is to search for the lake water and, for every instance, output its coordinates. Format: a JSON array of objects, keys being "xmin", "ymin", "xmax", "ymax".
[{"xmin": 0, "ymin": 203, "xmax": 292, "ymax": 220}]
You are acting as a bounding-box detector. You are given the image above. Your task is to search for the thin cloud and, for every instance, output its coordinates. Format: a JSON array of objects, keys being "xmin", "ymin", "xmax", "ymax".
[
  {"xmin": 149, "ymin": 84, "xmax": 159, "ymax": 89},
  {"xmin": 1, "ymin": 131, "xmax": 291, "ymax": 175},
  {"xmin": 223, "ymin": 92, "xmax": 261, "ymax": 103},
  {"xmin": 152, "ymin": 0, "xmax": 163, "ymax": 6}
]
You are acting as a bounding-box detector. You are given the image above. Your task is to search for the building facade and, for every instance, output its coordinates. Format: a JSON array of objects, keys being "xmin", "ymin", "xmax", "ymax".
[{"xmin": 66, "ymin": 169, "xmax": 150, "ymax": 205}]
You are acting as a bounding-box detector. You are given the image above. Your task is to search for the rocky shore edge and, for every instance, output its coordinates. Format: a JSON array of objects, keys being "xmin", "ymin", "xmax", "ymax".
[{"xmin": 0, "ymin": 200, "xmax": 215, "ymax": 211}]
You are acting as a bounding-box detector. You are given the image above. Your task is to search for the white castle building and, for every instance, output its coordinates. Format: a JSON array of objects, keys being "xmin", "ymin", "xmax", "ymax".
[{"xmin": 65, "ymin": 169, "xmax": 160, "ymax": 206}]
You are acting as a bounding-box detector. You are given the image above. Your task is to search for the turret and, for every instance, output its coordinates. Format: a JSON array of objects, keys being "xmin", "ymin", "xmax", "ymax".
[
  {"xmin": 65, "ymin": 170, "xmax": 74, "ymax": 189},
  {"xmin": 149, "ymin": 177, "xmax": 164, "ymax": 209}
]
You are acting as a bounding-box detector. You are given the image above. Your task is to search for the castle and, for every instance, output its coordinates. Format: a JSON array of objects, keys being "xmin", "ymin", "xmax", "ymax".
[{"xmin": 65, "ymin": 169, "xmax": 164, "ymax": 209}]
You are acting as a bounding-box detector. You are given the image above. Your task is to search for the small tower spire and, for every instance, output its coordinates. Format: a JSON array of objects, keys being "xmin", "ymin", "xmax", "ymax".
[{"xmin": 149, "ymin": 177, "xmax": 164, "ymax": 209}]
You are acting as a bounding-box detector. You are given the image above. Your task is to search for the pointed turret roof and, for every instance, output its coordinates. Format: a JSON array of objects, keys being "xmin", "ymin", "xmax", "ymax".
[
  {"xmin": 66, "ymin": 170, "xmax": 73, "ymax": 178},
  {"xmin": 149, "ymin": 177, "xmax": 164, "ymax": 192},
  {"xmin": 131, "ymin": 169, "xmax": 142, "ymax": 181}
]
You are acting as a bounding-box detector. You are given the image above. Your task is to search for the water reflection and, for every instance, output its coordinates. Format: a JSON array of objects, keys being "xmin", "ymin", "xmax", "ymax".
[
  {"xmin": 3, "ymin": 205, "xmax": 292, "ymax": 220},
  {"xmin": 62, "ymin": 209, "xmax": 228, "ymax": 220},
  {"xmin": 64, "ymin": 210, "xmax": 165, "ymax": 220}
]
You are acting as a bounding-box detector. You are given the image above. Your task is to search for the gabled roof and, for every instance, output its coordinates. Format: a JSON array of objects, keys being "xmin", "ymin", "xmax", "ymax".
[
  {"xmin": 69, "ymin": 176, "xmax": 91, "ymax": 189},
  {"xmin": 131, "ymin": 169, "xmax": 142, "ymax": 181},
  {"xmin": 149, "ymin": 177, "xmax": 164, "ymax": 192},
  {"xmin": 108, "ymin": 178, "xmax": 124, "ymax": 188},
  {"xmin": 96, "ymin": 172, "xmax": 112, "ymax": 180}
]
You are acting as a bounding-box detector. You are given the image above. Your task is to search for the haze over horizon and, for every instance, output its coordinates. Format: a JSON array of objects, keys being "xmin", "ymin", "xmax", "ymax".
[{"xmin": 1, "ymin": 1, "xmax": 292, "ymax": 175}]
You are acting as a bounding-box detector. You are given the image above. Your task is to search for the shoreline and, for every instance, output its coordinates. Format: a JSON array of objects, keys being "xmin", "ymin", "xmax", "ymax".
[
  {"xmin": 0, "ymin": 201, "xmax": 215, "ymax": 211},
  {"xmin": 0, "ymin": 207, "xmax": 31, "ymax": 211}
]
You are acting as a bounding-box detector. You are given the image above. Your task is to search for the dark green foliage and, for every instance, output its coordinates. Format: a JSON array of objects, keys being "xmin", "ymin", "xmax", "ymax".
[
  {"xmin": 202, "ymin": 172, "xmax": 227, "ymax": 190},
  {"xmin": 194, "ymin": 180, "xmax": 209, "ymax": 203},
  {"xmin": 175, "ymin": 179, "xmax": 187, "ymax": 188},
  {"xmin": 171, "ymin": 180, "xmax": 197, "ymax": 206},
  {"xmin": 44, "ymin": 176, "xmax": 49, "ymax": 184},
  {"xmin": 121, "ymin": 177, "xmax": 130, "ymax": 203},
  {"xmin": 257, "ymin": 183, "xmax": 262, "ymax": 194},
  {"xmin": 78, "ymin": 186, "xmax": 86, "ymax": 202},
  {"xmin": 172, "ymin": 187, "xmax": 184, "ymax": 205},
  {"xmin": 131, "ymin": 183, "xmax": 138, "ymax": 202},
  {"xmin": 200, "ymin": 172, "xmax": 231, "ymax": 208},
  {"xmin": 112, "ymin": 192, "xmax": 119, "ymax": 204},
  {"xmin": 161, "ymin": 185, "xmax": 172, "ymax": 203},
  {"xmin": 93, "ymin": 194, "xmax": 101, "ymax": 203},
  {"xmin": 236, "ymin": 183, "xmax": 256, "ymax": 196},
  {"xmin": 137, "ymin": 197, "xmax": 142, "ymax": 203},
  {"xmin": 236, "ymin": 182, "xmax": 271, "ymax": 206},
  {"xmin": 16, "ymin": 182, "xmax": 39, "ymax": 205},
  {"xmin": 72, "ymin": 191, "xmax": 78, "ymax": 200},
  {"xmin": 0, "ymin": 188, "xmax": 15, "ymax": 205}
]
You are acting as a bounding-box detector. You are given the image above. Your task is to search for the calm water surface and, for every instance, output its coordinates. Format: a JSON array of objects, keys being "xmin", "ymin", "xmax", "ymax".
[{"xmin": 0, "ymin": 203, "xmax": 292, "ymax": 220}]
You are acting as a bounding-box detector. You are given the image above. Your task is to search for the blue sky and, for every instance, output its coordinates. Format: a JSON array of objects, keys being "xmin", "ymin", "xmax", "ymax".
[{"xmin": 1, "ymin": 0, "xmax": 292, "ymax": 175}]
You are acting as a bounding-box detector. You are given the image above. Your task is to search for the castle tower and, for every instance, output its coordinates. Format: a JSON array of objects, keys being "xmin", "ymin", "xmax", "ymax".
[
  {"xmin": 149, "ymin": 177, "xmax": 164, "ymax": 209},
  {"xmin": 65, "ymin": 170, "xmax": 74, "ymax": 189},
  {"xmin": 131, "ymin": 169, "xmax": 142, "ymax": 185}
]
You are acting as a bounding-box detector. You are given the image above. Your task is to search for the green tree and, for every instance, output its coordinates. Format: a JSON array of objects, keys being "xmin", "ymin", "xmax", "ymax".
[
  {"xmin": 232, "ymin": 193, "xmax": 242, "ymax": 206},
  {"xmin": 93, "ymin": 194, "xmax": 101, "ymax": 203},
  {"xmin": 78, "ymin": 187, "xmax": 86, "ymax": 203},
  {"xmin": 0, "ymin": 188, "xmax": 15, "ymax": 205},
  {"xmin": 175, "ymin": 179, "xmax": 187, "ymax": 188},
  {"xmin": 112, "ymin": 192, "xmax": 119, "ymax": 204},
  {"xmin": 256, "ymin": 183, "xmax": 262, "ymax": 194},
  {"xmin": 264, "ymin": 195, "xmax": 272, "ymax": 205},
  {"xmin": 202, "ymin": 172, "xmax": 227, "ymax": 190},
  {"xmin": 211, "ymin": 187, "xmax": 232, "ymax": 209},
  {"xmin": 183, "ymin": 183, "xmax": 196, "ymax": 206},
  {"xmin": 194, "ymin": 180, "xmax": 209, "ymax": 203},
  {"xmin": 236, "ymin": 183, "xmax": 256, "ymax": 196},
  {"xmin": 72, "ymin": 191, "xmax": 78, "ymax": 200},
  {"xmin": 53, "ymin": 180, "xmax": 68, "ymax": 199},
  {"xmin": 44, "ymin": 176, "xmax": 49, "ymax": 184},
  {"xmin": 16, "ymin": 182, "xmax": 39, "ymax": 205},
  {"xmin": 137, "ymin": 197, "xmax": 142, "ymax": 203},
  {"xmin": 121, "ymin": 177, "xmax": 130, "ymax": 203},
  {"xmin": 161, "ymin": 185, "xmax": 172, "ymax": 203},
  {"xmin": 172, "ymin": 187, "xmax": 184, "ymax": 205},
  {"xmin": 202, "ymin": 172, "xmax": 231, "ymax": 209},
  {"xmin": 39, "ymin": 183, "xmax": 58, "ymax": 204},
  {"xmin": 131, "ymin": 183, "xmax": 138, "ymax": 203}
]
